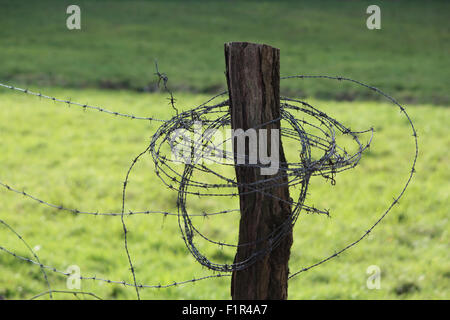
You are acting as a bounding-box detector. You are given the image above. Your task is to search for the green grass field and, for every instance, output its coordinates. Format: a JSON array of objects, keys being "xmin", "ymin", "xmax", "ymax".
[
  {"xmin": 0, "ymin": 0, "xmax": 449, "ymax": 300},
  {"xmin": 0, "ymin": 87, "xmax": 448, "ymax": 299},
  {"xmin": 0, "ymin": 0, "xmax": 449, "ymax": 104}
]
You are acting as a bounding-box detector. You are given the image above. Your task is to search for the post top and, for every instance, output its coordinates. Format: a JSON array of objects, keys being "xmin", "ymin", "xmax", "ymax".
[{"xmin": 225, "ymin": 42, "xmax": 279, "ymax": 51}]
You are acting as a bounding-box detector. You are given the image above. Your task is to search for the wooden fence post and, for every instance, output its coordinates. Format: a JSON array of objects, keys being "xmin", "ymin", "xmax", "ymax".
[{"xmin": 225, "ymin": 42, "xmax": 293, "ymax": 300}]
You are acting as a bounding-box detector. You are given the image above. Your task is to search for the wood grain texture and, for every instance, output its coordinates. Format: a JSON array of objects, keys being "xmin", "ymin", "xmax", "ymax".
[{"xmin": 225, "ymin": 42, "xmax": 293, "ymax": 300}]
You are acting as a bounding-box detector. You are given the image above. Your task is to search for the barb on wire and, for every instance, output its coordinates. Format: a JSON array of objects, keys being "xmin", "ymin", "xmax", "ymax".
[{"xmin": 154, "ymin": 60, "xmax": 178, "ymax": 116}]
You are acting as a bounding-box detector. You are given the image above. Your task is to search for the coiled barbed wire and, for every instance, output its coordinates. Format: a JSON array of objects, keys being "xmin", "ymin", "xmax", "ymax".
[
  {"xmin": 149, "ymin": 93, "xmax": 373, "ymax": 273},
  {"xmin": 0, "ymin": 71, "xmax": 417, "ymax": 299}
]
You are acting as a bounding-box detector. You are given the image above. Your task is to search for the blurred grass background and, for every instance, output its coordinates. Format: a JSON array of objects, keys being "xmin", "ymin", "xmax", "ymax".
[
  {"xmin": 0, "ymin": 0, "xmax": 449, "ymax": 300},
  {"xmin": 0, "ymin": 0, "xmax": 449, "ymax": 104}
]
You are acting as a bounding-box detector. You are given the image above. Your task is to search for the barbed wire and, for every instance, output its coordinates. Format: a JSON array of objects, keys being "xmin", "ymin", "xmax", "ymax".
[
  {"xmin": 0, "ymin": 243, "xmax": 230, "ymax": 290},
  {"xmin": 0, "ymin": 219, "xmax": 53, "ymax": 299},
  {"xmin": 30, "ymin": 290, "xmax": 103, "ymax": 300},
  {"xmin": 0, "ymin": 69, "xmax": 417, "ymax": 299},
  {"xmin": 148, "ymin": 87, "xmax": 375, "ymax": 273},
  {"xmin": 0, "ymin": 83, "xmax": 168, "ymax": 122},
  {"xmin": 281, "ymin": 75, "xmax": 418, "ymax": 279}
]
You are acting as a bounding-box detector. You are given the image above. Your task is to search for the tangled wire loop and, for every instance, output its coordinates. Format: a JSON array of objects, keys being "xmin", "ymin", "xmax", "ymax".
[{"xmin": 150, "ymin": 90, "xmax": 373, "ymax": 273}]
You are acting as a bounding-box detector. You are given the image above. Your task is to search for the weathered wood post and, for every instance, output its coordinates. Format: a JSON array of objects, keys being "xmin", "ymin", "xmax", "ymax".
[{"xmin": 225, "ymin": 42, "xmax": 293, "ymax": 300}]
